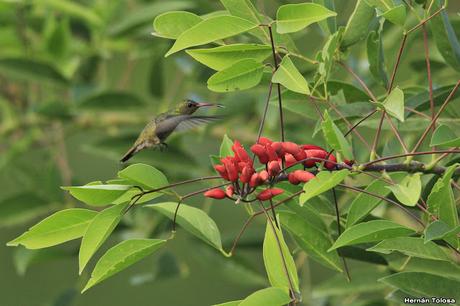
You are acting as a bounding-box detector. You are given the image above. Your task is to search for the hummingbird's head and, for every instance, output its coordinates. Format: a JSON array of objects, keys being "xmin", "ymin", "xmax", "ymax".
[{"xmin": 178, "ymin": 99, "xmax": 223, "ymax": 115}]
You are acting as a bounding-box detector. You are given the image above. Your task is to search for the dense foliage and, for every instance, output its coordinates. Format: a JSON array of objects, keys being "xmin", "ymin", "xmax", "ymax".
[{"xmin": 1, "ymin": 0, "xmax": 460, "ymax": 305}]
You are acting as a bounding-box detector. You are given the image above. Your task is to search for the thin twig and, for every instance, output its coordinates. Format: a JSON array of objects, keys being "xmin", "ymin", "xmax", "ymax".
[{"xmin": 332, "ymin": 188, "xmax": 351, "ymax": 281}]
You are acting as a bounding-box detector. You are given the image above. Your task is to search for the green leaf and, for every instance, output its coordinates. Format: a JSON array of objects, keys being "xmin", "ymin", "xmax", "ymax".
[
  {"xmin": 153, "ymin": 11, "xmax": 202, "ymax": 39},
  {"xmin": 207, "ymin": 59, "xmax": 265, "ymax": 92},
  {"xmin": 79, "ymin": 203, "xmax": 128, "ymax": 274},
  {"xmin": 329, "ymin": 220, "xmax": 415, "ymax": 251},
  {"xmin": 379, "ymin": 272, "xmax": 460, "ymax": 302},
  {"xmin": 367, "ymin": 237, "xmax": 451, "ymax": 261},
  {"xmin": 146, "ymin": 202, "xmax": 223, "ymax": 251},
  {"xmin": 424, "ymin": 220, "xmax": 460, "ymax": 243},
  {"xmin": 165, "ymin": 16, "xmax": 257, "ymax": 56},
  {"xmin": 430, "ymin": 124, "xmax": 460, "ymax": 147},
  {"xmin": 118, "ymin": 163, "xmax": 168, "ymax": 189},
  {"xmin": 239, "ymin": 287, "xmax": 291, "ymax": 306},
  {"xmin": 0, "ymin": 58, "xmax": 69, "ymax": 86},
  {"xmin": 300, "ymin": 169, "xmax": 349, "ymax": 205},
  {"xmin": 367, "ymin": 25, "xmax": 388, "ymax": 87},
  {"xmin": 78, "ymin": 92, "xmax": 145, "ymax": 111},
  {"xmin": 272, "ymin": 56, "xmax": 310, "ymax": 95},
  {"xmin": 381, "ymin": 4, "xmax": 406, "ymax": 27},
  {"xmin": 321, "ymin": 110, "xmax": 353, "ymax": 159},
  {"xmin": 386, "ymin": 173, "xmax": 421, "ymax": 206},
  {"xmin": 382, "ymin": 87, "xmax": 405, "ymax": 122},
  {"xmin": 62, "ymin": 184, "xmax": 132, "ymax": 207},
  {"xmin": 40, "ymin": 0, "xmax": 102, "ymax": 26},
  {"xmin": 280, "ymin": 211, "xmax": 343, "ymax": 272},
  {"xmin": 186, "ymin": 44, "xmax": 271, "ymax": 71},
  {"xmin": 263, "ymin": 219, "xmax": 299, "ymax": 292},
  {"xmin": 342, "ymin": 0, "xmax": 375, "ymax": 48},
  {"xmin": 220, "ymin": 134, "xmax": 234, "ymax": 157},
  {"xmin": 396, "ymin": 257, "xmax": 460, "ymax": 281},
  {"xmin": 82, "ymin": 239, "xmax": 166, "ymax": 292},
  {"xmin": 7, "ymin": 209, "xmax": 97, "ymax": 249},
  {"xmin": 430, "ymin": 4, "xmax": 460, "ymax": 72},
  {"xmin": 213, "ymin": 301, "xmax": 243, "ymax": 306},
  {"xmin": 275, "ymin": 3, "xmax": 336, "ymax": 34},
  {"xmin": 346, "ymin": 175, "xmax": 406, "ymax": 227}
]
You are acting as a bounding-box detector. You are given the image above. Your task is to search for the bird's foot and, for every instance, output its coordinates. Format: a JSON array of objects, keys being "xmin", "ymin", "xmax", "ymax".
[{"xmin": 159, "ymin": 142, "xmax": 168, "ymax": 152}]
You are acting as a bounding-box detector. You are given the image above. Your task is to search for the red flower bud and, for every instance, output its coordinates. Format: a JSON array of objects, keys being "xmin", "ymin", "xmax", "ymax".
[
  {"xmin": 222, "ymin": 157, "xmax": 238, "ymax": 182},
  {"xmin": 257, "ymin": 188, "xmax": 284, "ymax": 201},
  {"xmin": 225, "ymin": 185, "xmax": 234, "ymax": 198},
  {"xmin": 285, "ymin": 154, "xmax": 297, "ymax": 168},
  {"xmin": 232, "ymin": 140, "xmax": 251, "ymax": 163},
  {"xmin": 214, "ymin": 164, "xmax": 229, "ymax": 180},
  {"xmin": 240, "ymin": 165, "xmax": 255, "ymax": 183},
  {"xmin": 288, "ymin": 172, "xmax": 300, "ymax": 185},
  {"xmin": 271, "ymin": 142, "xmax": 285, "ymax": 157},
  {"xmin": 292, "ymin": 170, "xmax": 315, "ymax": 182},
  {"xmin": 267, "ymin": 160, "xmax": 281, "ymax": 177},
  {"xmin": 249, "ymin": 173, "xmax": 261, "ymax": 187},
  {"xmin": 258, "ymin": 137, "xmax": 273, "ymax": 145},
  {"xmin": 304, "ymin": 149, "xmax": 327, "ymax": 168},
  {"xmin": 204, "ymin": 188, "xmax": 226, "ymax": 199},
  {"xmin": 282, "ymin": 142, "xmax": 301, "ymax": 155},
  {"xmin": 265, "ymin": 144, "xmax": 278, "ymax": 162},
  {"xmin": 301, "ymin": 144, "xmax": 324, "ymax": 151},
  {"xmin": 259, "ymin": 170, "xmax": 269, "ymax": 181},
  {"xmin": 251, "ymin": 144, "xmax": 269, "ymax": 164},
  {"xmin": 344, "ymin": 159, "xmax": 355, "ymax": 166},
  {"xmin": 324, "ymin": 153, "xmax": 337, "ymax": 170},
  {"xmin": 293, "ymin": 149, "xmax": 306, "ymax": 162}
]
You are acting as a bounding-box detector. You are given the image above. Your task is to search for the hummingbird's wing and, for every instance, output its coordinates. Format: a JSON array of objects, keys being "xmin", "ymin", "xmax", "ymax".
[{"xmin": 174, "ymin": 115, "xmax": 222, "ymax": 132}]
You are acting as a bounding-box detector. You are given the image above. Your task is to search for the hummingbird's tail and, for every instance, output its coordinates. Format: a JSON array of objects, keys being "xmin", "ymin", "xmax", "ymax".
[{"xmin": 120, "ymin": 146, "xmax": 138, "ymax": 163}]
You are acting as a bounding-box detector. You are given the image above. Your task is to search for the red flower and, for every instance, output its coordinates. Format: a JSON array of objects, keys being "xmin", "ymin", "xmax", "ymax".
[
  {"xmin": 251, "ymin": 144, "xmax": 269, "ymax": 164},
  {"xmin": 240, "ymin": 165, "xmax": 255, "ymax": 183},
  {"xmin": 204, "ymin": 188, "xmax": 226, "ymax": 199},
  {"xmin": 282, "ymin": 142, "xmax": 301, "ymax": 155},
  {"xmin": 265, "ymin": 144, "xmax": 278, "ymax": 162},
  {"xmin": 225, "ymin": 185, "xmax": 234, "ymax": 197},
  {"xmin": 221, "ymin": 157, "xmax": 238, "ymax": 182},
  {"xmin": 271, "ymin": 142, "xmax": 285, "ymax": 157},
  {"xmin": 267, "ymin": 160, "xmax": 281, "ymax": 177},
  {"xmin": 257, "ymin": 188, "xmax": 284, "ymax": 201},
  {"xmin": 324, "ymin": 153, "xmax": 337, "ymax": 170},
  {"xmin": 232, "ymin": 140, "xmax": 251, "ymax": 163},
  {"xmin": 214, "ymin": 164, "xmax": 229, "ymax": 180},
  {"xmin": 259, "ymin": 170, "xmax": 269, "ymax": 181},
  {"xmin": 288, "ymin": 172, "xmax": 300, "ymax": 185},
  {"xmin": 292, "ymin": 170, "xmax": 315, "ymax": 182},
  {"xmin": 285, "ymin": 153, "xmax": 297, "ymax": 168},
  {"xmin": 301, "ymin": 144, "xmax": 324, "ymax": 151},
  {"xmin": 304, "ymin": 149, "xmax": 327, "ymax": 168},
  {"xmin": 258, "ymin": 137, "xmax": 273, "ymax": 145},
  {"xmin": 293, "ymin": 149, "xmax": 306, "ymax": 162}
]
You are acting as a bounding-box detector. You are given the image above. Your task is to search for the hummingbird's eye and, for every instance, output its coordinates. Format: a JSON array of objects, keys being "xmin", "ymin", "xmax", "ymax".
[{"xmin": 187, "ymin": 103, "xmax": 193, "ymax": 108}]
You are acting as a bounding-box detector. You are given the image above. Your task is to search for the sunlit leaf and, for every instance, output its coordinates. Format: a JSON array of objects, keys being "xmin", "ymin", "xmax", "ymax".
[
  {"xmin": 239, "ymin": 287, "xmax": 291, "ymax": 306},
  {"xmin": 321, "ymin": 110, "xmax": 353, "ymax": 159},
  {"xmin": 272, "ymin": 56, "xmax": 310, "ymax": 95},
  {"xmin": 382, "ymin": 87, "xmax": 405, "ymax": 122},
  {"xmin": 153, "ymin": 11, "xmax": 202, "ymax": 39},
  {"xmin": 342, "ymin": 0, "xmax": 375, "ymax": 48},
  {"xmin": 276, "ymin": 3, "xmax": 336, "ymax": 34},
  {"xmin": 300, "ymin": 169, "xmax": 349, "ymax": 205},
  {"xmin": 386, "ymin": 173, "xmax": 421, "ymax": 206},
  {"xmin": 220, "ymin": 134, "xmax": 234, "ymax": 157},
  {"xmin": 381, "ymin": 5, "xmax": 406, "ymax": 27},
  {"xmin": 430, "ymin": 124, "xmax": 460, "ymax": 147},
  {"xmin": 62, "ymin": 184, "xmax": 132, "ymax": 206},
  {"xmin": 118, "ymin": 163, "xmax": 168, "ymax": 189},
  {"xmin": 207, "ymin": 59, "xmax": 265, "ymax": 92}
]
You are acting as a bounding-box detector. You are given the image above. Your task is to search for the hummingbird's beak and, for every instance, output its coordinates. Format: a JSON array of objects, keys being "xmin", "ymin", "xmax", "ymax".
[{"xmin": 196, "ymin": 102, "xmax": 225, "ymax": 108}]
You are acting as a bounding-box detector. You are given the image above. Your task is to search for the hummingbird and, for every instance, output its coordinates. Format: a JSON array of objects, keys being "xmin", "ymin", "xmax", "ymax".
[{"xmin": 120, "ymin": 99, "xmax": 223, "ymax": 162}]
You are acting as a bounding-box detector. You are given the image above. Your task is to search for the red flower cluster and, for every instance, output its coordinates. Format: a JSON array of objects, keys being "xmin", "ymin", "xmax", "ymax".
[{"xmin": 204, "ymin": 137, "xmax": 351, "ymax": 202}]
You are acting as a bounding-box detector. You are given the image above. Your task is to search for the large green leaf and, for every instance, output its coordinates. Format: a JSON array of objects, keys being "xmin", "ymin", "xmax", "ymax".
[
  {"xmin": 213, "ymin": 301, "xmax": 243, "ymax": 306},
  {"xmin": 367, "ymin": 237, "xmax": 451, "ymax": 262},
  {"xmin": 77, "ymin": 92, "xmax": 145, "ymax": 111},
  {"xmin": 79, "ymin": 203, "xmax": 128, "ymax": 274},
  {"xmin": 0, "ymin": 58, "xmax": 69, "ymax": 86},
  {"xmin": 280, "ymin": 211, "xmax": 343, "ymax": 272},
  {"xmin": 118, "ymin": 163, "xmax": 168, "ymax": 189},
  {"xmin": 341, "ymin": 0, "xmax": 375, "ymax": 48},
  {"xmin": 321, "ymin": 110, "xmax": 353, "ymax": 159},
  {"xmin": 380, "ymin": 272, "xmax": 460, "ymax": 301},
  {"xmin": 219, "ymin": 134, "xmax": 234, "ymax": 157},
  {"xmin": 62, "ymin": 184, "xmax": 132, "ymax": 207},
  {"xmin": 299, "ymin": 169, "xmax": 349, "ymax": 205},
  {"xmin": 386, "ymin": 173, "xmax": 421, "ymax": 207},
  {"xmin": 424, "ymin": 220, "xmax": 460, "ymax": 243},
  {"xmin": 430, "ymin": 4, "xmax": 460, "ymax": 72},
  {"xmin": 367, "ymin": 24, "xmax": 388, "ymax": 87},
  {"xmin": 7, "ymin": 209, "xmax": 97, "ymax": 249},
  {"xmin": 396, "ymin": 257, "xmax": 460, "ymax": 281},
  {"xmin": 430, "ymin": 124, "xmax": 460, "ymax": 147},
  {"xmin": 186, "ymin": 44, "xmax": 271, "ymax": 71},
  {"xmin": 146, "ymin": 202, "xmax": 223, "ymax": 252},
  {"xmin": 165, "ymin": 16, "xmax": 257, "ymax": 56},
  {"xmin": 263, "ymin": 219, "xmax": 299, "ymax": 292},
  {"xmin": 153, "ymin": 11, "xmax": 202, "ymax": 39},
  {"xmin": 381, "ymin": 4, "xmax": 406, "ymax": 27},
  {"xmin": 207, "ymin": 59, "xmax": 265, "ymax": 92},
  {"xmin": 275, "ymin": 3, "xmax": 336, "ymax": 34},
  {"xmin": 239, "ymin": 287, "xmax": 291, "ymax": 306},
  {"xmin": 272, "ymin": 56, "xmax": 310, "ymax": 95},
  {"xmin": 329, "ymin": 220, "xmax": 415, "ymax": 250},
  {"xmin": 82, "ymin": 239, "xmax": 166, "ymax": 292},
  {"xmin": 382, "ymin": 87, "xmax": 405, "ymax": 122}
]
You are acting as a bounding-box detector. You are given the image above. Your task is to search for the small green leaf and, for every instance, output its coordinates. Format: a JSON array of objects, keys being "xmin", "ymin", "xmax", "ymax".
[
  {"xmin": 381, "ymin": 4, "xmax": 406, "ymax": 27},
  {"xmin": 321, "ymin": 110, "xmax": 353, "ymax": 159},
  {"xmin": 276, "ymin": 3, "xmax": 336, "ymax": 34},
  {"xmin": 263, "ymin": 219, "xmax": 299, "ymax": 292},
  {"xmin": 207, "ymin": 59, "xmax": 265, "ymax": 92},
  {"xmin": 430, "ymin": 124, "xmax": 460, "ymax": 147},
  {"xmin": 186, "ymin": 44, "xmax": 271, "ymax": 71},
  {"xmin": 329, "ymin": 220, "xmax": 415, "ymax": 251},
  {"xmin": 281, "ymin": 211, "xmax": 343, "ymax": 272},
  {"xmin": 146, "ymin": 202, "xmax": 223, "ymax": 251},
  {"xmin": 382, "ymin": 87, "xmax": 405, "ymax": 122},
  {"xmin": 220, "ymin": 134, "xmax": 234, "ymax": 157},
  {"xmin": 272, "ymin": 56, "xmax": 310, "ymax": 95},
  {"xmin": 300, "ymin": 169, "xmax": 349, "ymax": 205},
  {"xmin": 424, "ymin": 220, "xmax": 460, "ymax": 243},
  {"xmin": 379, "ymin": 272, "xmax": 460, "ymax": 301},
  {"xmin": 7, "ymin": 209, "xmax": 97, "ymax": 249},
  {"xmin": 79, "ymin": 203, "xmax": 128, "ymax": 274},
  {"xmin": 153, "ymin": 11, "xmax": 202, "ymax": 39},
  {"xmin": 213, "ymin": 301, "xmax": 243, "ymax": 306},
  {"xmin": 342, "ymin": 0, "xmax": 375, "ymax": 48},
  {"xmin": 239, "ymin": 287, "xmax": 291, "ymax": 306},
  {"xmin": 386, "ymin": 173, "xmax": 421, "ymax": 206},
  {"xmin": 165, "ymin": 16, "xmax": 257, "ymax": 56},
  {"xmin": 62, "ymin": 184, "xmax": 132, "ymax": 206},
  {"xmin": 82, "ymin": 239, "xmax": 166, "ymax": 292},
  {"xmin": 367, "ymin": 237, "xmax": 451, "ymax": 261},
  {"xmin": 118, "ymin": 163, "xmax": 168, "ymax": 190}
]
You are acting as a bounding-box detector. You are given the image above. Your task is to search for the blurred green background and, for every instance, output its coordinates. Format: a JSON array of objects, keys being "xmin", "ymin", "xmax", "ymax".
[{"xmin": 1, "ymin": 1, "xmax": 459, "ymax": 305}]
